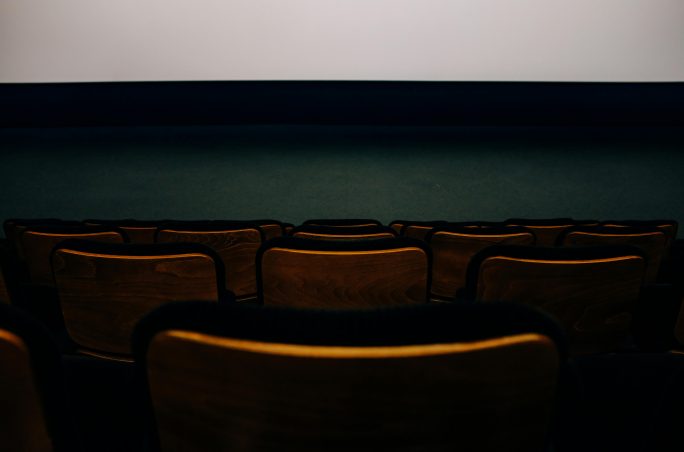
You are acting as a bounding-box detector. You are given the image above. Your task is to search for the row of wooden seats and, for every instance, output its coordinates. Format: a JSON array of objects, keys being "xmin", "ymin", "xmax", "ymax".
[
  {"xmin": 2, "ymin": 217, "xmax": 678, "ymax": 300},
  {"xmin": 0, "ymin": 217, "xmax": 681, "ymax": 358},
  {"xmin": 1, "ymin": 218, "xmax": 683, "ymax": 451}
]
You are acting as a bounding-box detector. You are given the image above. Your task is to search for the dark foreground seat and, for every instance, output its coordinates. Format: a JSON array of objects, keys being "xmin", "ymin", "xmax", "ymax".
[
  {"xmin": 133, "ymin": 301, "xmax": 566, "ymax": 452},
  {"xmin": 0, "ymin": 303, "xmax": 81, "ymax": 451}
]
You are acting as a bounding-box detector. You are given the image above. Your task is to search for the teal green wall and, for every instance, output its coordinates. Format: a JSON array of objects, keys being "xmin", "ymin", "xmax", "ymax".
[{"xmin": 1, "ymin": 125, "xmax": 682, "ymax": 235}]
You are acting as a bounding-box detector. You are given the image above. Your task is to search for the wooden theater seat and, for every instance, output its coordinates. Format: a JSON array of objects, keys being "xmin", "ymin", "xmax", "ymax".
[
  {"xmin": 559, "ymin": 226, "xmax": 668, "ymax": 283},
  {"xmin": 20, "ymin": 226, "xmax": 126, "ymax": 287},
  {"xmin": 0, "ymin": 303, "xmax": 78, "ymax": 451},
  {"xmin": 504, "ymin": 218, "xmax": 599, "ymax": 248},
  {"xmin": 426, "ymin": 226, "xmax": 535, "ymax": 300},
  {"xmin": 397, "ymin": 220, "xmax": 448, "ymax": 240},
  {"xmin": 257, "ymin": 237, "xmax": 430, "ymax": 308},
  {"xmin": 156, "ymin": 221, "xmax": 264, "ymax": 300},
  {"xmin": 303, "ymin": 219, "xmax": 383, "ymax": 228},
  {"xmin": 84, "ymin": 219, "xmax": 165, "ymax": 244},
  {"xmin": 291, "ymin": 225, "xmax": 397, "ymax": 241},
  {"xmin": 51, "ymin": 241, "xmax": 225, "ymax": 359},
  {"xmin": 134, "ymin": 301, "xmax": 565, "ymax": 452},
  {"xmin": 465, "ymin": 245, "xmax": 647, "ymax": 354}
]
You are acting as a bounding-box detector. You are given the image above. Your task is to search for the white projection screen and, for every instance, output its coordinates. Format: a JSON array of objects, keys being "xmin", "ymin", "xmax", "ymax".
[{"xmin": 1, "ymin": 0, "xmax": 684, "ymax": 83}]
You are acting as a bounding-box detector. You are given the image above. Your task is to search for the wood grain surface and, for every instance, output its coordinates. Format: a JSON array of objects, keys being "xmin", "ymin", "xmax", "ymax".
[
  {"xmin": 157, "ymin": 229, "xmax": 261, "ymax": 299},
  {"xmin": 430, "ymin": 231, "xmax": 534, "ymax": 299},
  {"xmin": 147, "ymin": 330, "xmax": 558, "ymax": 452},
  {"xmin": 22, "ymin": 231, "xmax": 124, "ymax": 287},
  {"xmin": 52, "ymin": 250, "xmax": 219, "ymax": 356},
  {"xmin": 562, "ymin": 231, "xmax": 667, "ymax": 283},
  {"xmin": 476, "ymin": 255, "xmax": 645, "ymax": 354},
  {"xmin": 261, "ymin": 248, "xmax": 428, "ymax": 308}
]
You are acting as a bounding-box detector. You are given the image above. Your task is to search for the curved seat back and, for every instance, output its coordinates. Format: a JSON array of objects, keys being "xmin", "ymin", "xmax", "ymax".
[
  {"xmin": 52, "ymin": 241, "xmax": 223, "ymax": 357},
  {"xmin": 427, "ymin": 226, "xmax": 535, "ymax": 300},
  {"xmin": 156, "ymin": 221, "xmax": 264, "ymax": 299},
  {"xmin": 303, "ymin": 219, "xmax": 383, "ymax": 228},
  {"xmin": 134, "ymin": 301, "xmax": 564, "ymax": 452},
  {"xmin": 22, "ymin": 226, "xmax": 126, "ymax": 287},
  {"xmin": 291, "ymin": 225, "xmax": 397, "ymax": 241},
  {"xmin": 467, "ymin": 245, "xmax": 646, "ymax": 354},
  {"xmin": 559, "ymin": 226, "xmax": 667, "ymax": 283},
  {"xmin": 258, "ymin": 237, "xmax": 430, "ymax": 308},
  {"xmin": 0, "ymin": 303, "xmax": 78, "ymax": 451},
  {"xmin": 504, "ymin": 218, "xmax": 598, "ymax": 248}
]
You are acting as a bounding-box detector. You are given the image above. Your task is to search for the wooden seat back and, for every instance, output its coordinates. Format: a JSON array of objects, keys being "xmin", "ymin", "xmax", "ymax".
[
  {"xmin": 21, "ymin": 226, "xmax": 126, "ymax": 287},
  {"xmin": 52, "ymin": 241, "xmax": 222, "ymax": 357},
  {"xmin": 258, "ymin": 237, "xmax": 430, "ymax": 308},
  {"xmin": 0, "ymin": 328, "xmax": 53, "ymax": 451},
  {"xmin": 427, "ymin": 227, "xmax": 535, "ymax": 300},
  {"xmin": 467, "ymin": 245, "xmax": 646, "ymax": 354},
  {"xmin": 559, "ymin": 227, "xmax": 667, "ymax": 283},
  {"xmin": 136, "ymin": 302, "xmax": 563, "ymax": 452},
  {"xmin": 291, "ymin": 225, "xmax": 397, "ymax": 241},
  {"xmin": 156, "ymin": 222, "xmax": 264, "ymax": 299}
]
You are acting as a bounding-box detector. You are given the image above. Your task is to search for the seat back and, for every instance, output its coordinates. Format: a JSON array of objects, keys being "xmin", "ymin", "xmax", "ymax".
[
  {"xmin": 248, "ymin": 220, "xmax": 285, "ymax": 241},
  {"xmin": 303, "ymin": 219, "xmax": 383, "ymax": 228},
  {"xmin": 258, "ymin": 237, "xmax": 430, "ymax": 308},
  {"xmin": 427, "ymin": 226, "xmax": 535, "ymax": 300},
  {"xmin": 559, "ymin": 226, "xmax": 667, "ymax": 283},
  {"xmin": 291, "ymin": 225, "xmax": 397, "ymax": 241},
  {"xmin": 504, "ymin": 218, "xmax": 598, "ymax": 247},
  {"xmin": 21, "ymin": 226, "xmax": 126, "ymax": 287},
  {"xmin": 601, "ymin": 220, "xmax": 678, "ymax": 251},
  {"xmin": 156, "ymin": 221, "xmax": 264, "ymax": 300},
  {"xmin": 84, "ymin": 219, "xmax": 164, "ymax": 244},
  {"xmin": 399, "ymin": 221, "xmax": 448, "ymax": 240},
  {"xmin": 0, "ymin": 303, "xmax": 78, "ymax": 452},
  {"xmin": 467, "ymin": 245, "xmax": 646, "ymax": 354},
  {"xmin": 4, "ymin": 219, "xmax": 82, "ymax": 261},
  {"xmin": 52, "ymin": 241, "xmax": 224, "ymax": 357},
  {"xmin": 134, "ymin": 301, "xmax": 564, "ymax": 452}
]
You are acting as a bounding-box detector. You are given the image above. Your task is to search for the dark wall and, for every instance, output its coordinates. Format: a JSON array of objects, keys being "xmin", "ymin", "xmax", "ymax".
[
  {"xmin": 1, "ymin": 125, "xmax": 682, "ymax": 236},
  {"xmin": 2, "ymin": 81, "xmax": 682, "ymax": 235},
  {"xmin": 2, "ymin": 81, "xmax": 683, "ymax": 128}
]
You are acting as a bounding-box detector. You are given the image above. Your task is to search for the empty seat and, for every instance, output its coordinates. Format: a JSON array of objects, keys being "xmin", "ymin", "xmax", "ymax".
[
  {"xmin": 0, "ymin": 303, "xmax": 79, "ymax": 451},
  {"xmin": 21, "ymin": 226, "xmax": 127, "ymax": 287},
  {"xmin": 156, "ymin": 221, "xmax": 264, "ymax": 300},
  {"xmin": 426, "ymin": 226, "xmax": 535, "ymax": 300},
  {"xmin": 397, "ymin": 221, "xmax": 449, "ymax": 240},
  {"xmin": 465, "ymin": 245, "xmax": 647, "ymax": 354},
  {"xmin": 558, "ymin": 226, "xmax": 668, "ymax": 283},
  {"xmin": 504, "ymin": 218, "xmax": 599, "ymax": 248},
  {"xmin": 51, "ymin": 241, "xmax": 226, "ymax": 359},
  {"xmin": 600, "ymin": 220, "xmax": 678, "ymax": 250},
  {"xmin": 291, "ymin": 225, "xmax": 397, "ymax": 241},
  {"xmin": 303, "ymin": 219, "xmax": 383, "ymax": 228},
  {"xmin": 133, "ymin": 300, "xmax": 565, "ymax": 452},
  {"xmin": 257, "ymin": 237, "xmax": 430, "ymax": 308},
  {"xmin": 247, "ymin": 219, "xmax": 285, "ymax": 241},
  {"xmin": 84, "ymin": 219, "xmax": 165, "ymax": 244},
  {"xmin": 4, "ymin": 219, "xmax": 83, "ymax": 261}
]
